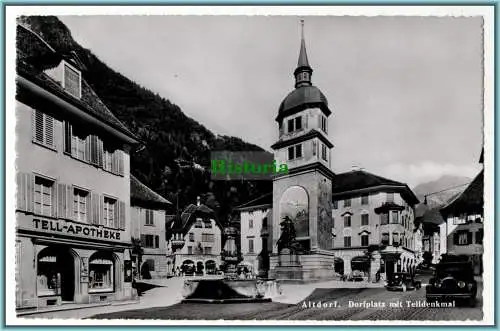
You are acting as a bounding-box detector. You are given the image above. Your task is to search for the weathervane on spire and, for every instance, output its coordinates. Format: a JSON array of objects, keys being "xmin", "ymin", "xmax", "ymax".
[{"xmin": 300, "ymin": 19, "xmax": 305, "ymax": 40}]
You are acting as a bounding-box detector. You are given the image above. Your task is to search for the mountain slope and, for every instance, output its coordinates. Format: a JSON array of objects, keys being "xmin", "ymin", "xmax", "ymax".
[
  {"xmin": 19, "ymin": 15, "xmax": 272, "ymax": 222},
  {"xmin": 413, "ymin": 175, "xmax": 471, "ymax": 208}
]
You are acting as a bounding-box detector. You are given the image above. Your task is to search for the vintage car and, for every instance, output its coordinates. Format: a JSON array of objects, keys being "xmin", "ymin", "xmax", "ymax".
[
  {"xmin": 385, "ymin": 272, "xmax": 422, "ymax": 291},
  {"xmin": 425, "ymin": 261, "xmax": 477, "ymax": 306}
]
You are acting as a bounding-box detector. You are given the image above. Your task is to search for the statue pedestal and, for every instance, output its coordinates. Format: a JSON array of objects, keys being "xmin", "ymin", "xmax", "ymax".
[
  {"xmin": 269, "ymin": 249, "xmax": 337, "ymax": 281},
  {"xmin": 269, "ymin": 248, "xmax": 304, "ymax": 280}
]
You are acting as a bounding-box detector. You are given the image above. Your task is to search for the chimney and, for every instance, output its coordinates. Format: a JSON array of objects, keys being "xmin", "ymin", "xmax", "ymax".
[
  {"xmin": 196, "ymin": 196, "xmax": 201, "ymax": 206},
  {"xmin": 351, "ymin": 165, "xmax": 360, "ymax": 172}
]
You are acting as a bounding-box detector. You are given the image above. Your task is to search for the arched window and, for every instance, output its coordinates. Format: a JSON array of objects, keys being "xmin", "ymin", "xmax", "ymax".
[
  {"xmin": 279, "ymin": 186, "xmax": 309, "ymax": 238},
  {"xmin": 89, "ymin": 252, "xmax": 115, "ymax": 292}
]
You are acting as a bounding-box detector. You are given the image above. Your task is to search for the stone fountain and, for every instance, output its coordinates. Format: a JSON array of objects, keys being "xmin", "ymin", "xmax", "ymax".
[{"xmin": 181, "ymin": 214, "xmax": 281, "ymax": 303}]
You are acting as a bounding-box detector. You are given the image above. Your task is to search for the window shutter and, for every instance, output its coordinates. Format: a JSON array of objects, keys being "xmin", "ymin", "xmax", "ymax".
[
  {"xmin": 85, "ymin": 193, "xmax": 91, "ymax": 223},
  {"xmin": 155, "ymin": 235, "xmax": 159, "ymax": 248},
  {"xmin": 99, "ymin": 196, "xmax": 104, "ymax": 225},
  {"xmin": 33, "ymin": 110, "xmax": 44, "ymax": 143},
  {"xmin": 84, "ymin": 135, "xmax": 91, "ymax": 163},
  {"xmin": 112, "ymin": 200, "xmax": 120, "ymax": 229},
  {"xmin": 57, "ymin": 183, "xmax": 66, "ymax": 218},
  {"xmin": 90, "ymin": 193, "xmax": 100, "ymax": 225},
  {"xmin": 117, "ymin": 150, "xmax": 124, "ymax": 175},
  {"xmin": 119, "ymin": 201, "xmax": 126, "ymax": 230},
  {"xmin": 47, "ymin": 180, "xmax": 57, "ymax": 218},
  {"xmin": 45, "ymin": 115, "xmax": 54, "ymax": 147},
  {"xmin": 25, "ymin": 173, "xmax": 34, "ymax": 213},
  {"xmin": 467, "ymin": 232, "xmax": 473, "ymax": 245},
  {"xmin": 97, "ymin": 138, "xmax": 104, "ymax": 168},
  {"xmin": 66, "ymin": 185, "xmax": 74, "ymax": 220},
  {"xmin": 63, "ymin": 121, "xmax": 72, "ymax": 154},
  {"xmin": 16, "ymin": 173, "xmax": 25, "ymax": 211}
]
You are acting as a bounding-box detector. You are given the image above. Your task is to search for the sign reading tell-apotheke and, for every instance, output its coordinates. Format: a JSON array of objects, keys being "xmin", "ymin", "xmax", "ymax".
[{"xmin": 32, "ymin": 218, "xmax": 123, "ymax": 241}]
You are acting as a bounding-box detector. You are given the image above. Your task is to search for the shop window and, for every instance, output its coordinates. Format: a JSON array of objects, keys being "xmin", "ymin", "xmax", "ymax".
[
  {"xmin": 37, "ymin": 254, "xmax": 59, "ymax": 296},
  {"xmin": 89, "ymin": 253, "xmax": 114, "ymax": 292}
]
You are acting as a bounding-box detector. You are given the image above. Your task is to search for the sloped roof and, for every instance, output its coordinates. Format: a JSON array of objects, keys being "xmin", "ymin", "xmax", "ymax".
[
  {"xmin": 168, "ymin": 203, "xmax": 222, "ymax": 235},
  {"xmin": 332, "ymin": 170, "xmax": 419, "ymax": 205},
  {"xmin": 234, "ymin": 193, "xmax": 273, "ymax": 211},
  {"xmin": 16, "ymin": 24, "xmax": 138, "ymax": 142},
  {"xmin": 130, "ymin": 175, "xmax": 171, "ymax": 208},
  {"xmin": 415, "ymin": 204, "xmax": 445, "ymax": 226},
  {"xmin": 440, "ymin": 169, "xmax": 484, "ymax": 218}
]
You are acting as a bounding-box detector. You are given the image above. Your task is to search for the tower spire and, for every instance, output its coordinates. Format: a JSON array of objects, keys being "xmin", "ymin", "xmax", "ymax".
[
  {"xmin": 297, "ymin": 19, "xmax": 309, "ymax": 68},
  {"xmin": 294, "ymin": 19, "xmax": 313, "ymax": 88}
]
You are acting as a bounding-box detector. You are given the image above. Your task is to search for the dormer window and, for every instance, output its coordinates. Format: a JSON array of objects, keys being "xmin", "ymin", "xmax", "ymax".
[{"xmin": 63, "ymin": 62, "xmax": 81, "ymax": 98}]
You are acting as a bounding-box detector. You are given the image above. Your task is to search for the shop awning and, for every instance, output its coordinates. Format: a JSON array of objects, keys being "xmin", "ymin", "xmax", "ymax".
[
  {"xmin": 90, "ymin": 258, "xmax": 113, "ymax": 265},
  {"xmin": 39, "ymin": 256, "xmax": 57, "ymax": 263}
]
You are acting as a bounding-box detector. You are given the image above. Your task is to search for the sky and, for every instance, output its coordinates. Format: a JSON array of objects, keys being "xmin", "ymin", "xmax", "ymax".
[{"xmin": 58, "ymin": 15, "xmax": 484, "ymax": 187}]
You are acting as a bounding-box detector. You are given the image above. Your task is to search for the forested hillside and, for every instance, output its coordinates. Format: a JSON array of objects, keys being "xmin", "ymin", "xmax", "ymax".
[{"xmin": 19, "ymin": 15, "xmax": 272, "ymax": 222}]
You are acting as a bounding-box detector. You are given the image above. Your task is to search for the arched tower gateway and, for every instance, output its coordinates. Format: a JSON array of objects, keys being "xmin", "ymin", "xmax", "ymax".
[{"xmin": 269, "ymin": 21, "xmax": 336, "ymax": 280}]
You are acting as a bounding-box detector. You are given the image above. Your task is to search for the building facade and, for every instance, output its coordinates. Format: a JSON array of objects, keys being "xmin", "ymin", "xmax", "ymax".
[
  {"xmin": 235, "ymin": 193, "xmax": 273, "ymax": 274},
  {"xmin": 166, "ymin": 198, "xmax": 223, "ymax": 276},
  {"xmin": 16, "ymin": 23, "xmax": 139, "ymax": 308},
  {"xmin": 440, "ymin": 167, "xmax": 484, "ymax": 275},
  {"xmin": 130, "ymin": 175, "xmax": 172, "ymax": 279},
  {"xmin": 331, "ymin": 170, "xmax": 420, "ymax": 281}
]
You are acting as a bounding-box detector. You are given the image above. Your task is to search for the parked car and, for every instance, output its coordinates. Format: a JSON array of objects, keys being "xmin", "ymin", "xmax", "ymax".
[
  {"xmin": 425, "ymin": 261, "xmax": 477, "ymax": 306},
  {"xmin": 385, "ymin": 272, "xmax": 422, "ymax": 291},
  {"xmin": 348, "ymin": 270, "xmax": 365, "ymax": 282}
]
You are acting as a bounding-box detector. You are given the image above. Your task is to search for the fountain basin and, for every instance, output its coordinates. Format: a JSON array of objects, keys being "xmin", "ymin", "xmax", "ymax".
[{"xmin": 181, "ymin": 278, "xmax": 281, "ymax": 304}]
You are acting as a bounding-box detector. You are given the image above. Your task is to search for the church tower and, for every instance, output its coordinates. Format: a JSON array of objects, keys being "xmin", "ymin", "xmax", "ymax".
[{"xmin": 270, "ymin": 21, "xmax": 335, "ymax": 279}]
